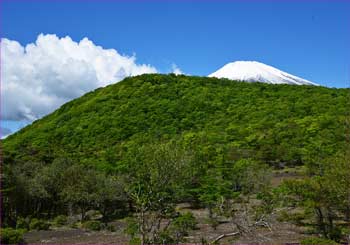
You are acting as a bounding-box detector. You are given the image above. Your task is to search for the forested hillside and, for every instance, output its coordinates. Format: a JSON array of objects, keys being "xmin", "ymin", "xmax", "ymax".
[
  {"xmin": 3, "ymin": 74, "xmax": 348, "ymax": 169},
  {"xmin": 2, "ymin": 74, "xmax": 349, "ymax": 244}
]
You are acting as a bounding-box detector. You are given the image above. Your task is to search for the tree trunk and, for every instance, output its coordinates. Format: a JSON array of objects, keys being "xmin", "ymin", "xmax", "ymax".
[
  {"xmin": 208, "ymin": 206, "xmax": 213, "ymax": 219},
  {"xmin": 315, "ymin": 207, "xmax": 327, "ymax": 238},
  {"xmin": 81, "ymin": 206, "xmax": 86, "ymax": 221},
  {"xmin": 139, "ymin": 207, "xmax": 146, "ymax": 245},
  {"xmin": 345, "ymin": 206, "xmax": 350, "ymax": 222},
  {"xmin": 68, "ymin": 202, "xmax": 73, "ymax": 217}
]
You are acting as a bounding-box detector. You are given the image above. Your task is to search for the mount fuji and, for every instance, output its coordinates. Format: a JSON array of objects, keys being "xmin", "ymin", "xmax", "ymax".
[{"xmin": 209, "ymin": 61, "xmax": 318, "ymax": 86}]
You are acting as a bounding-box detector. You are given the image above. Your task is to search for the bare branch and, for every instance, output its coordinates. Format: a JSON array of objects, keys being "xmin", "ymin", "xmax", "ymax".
[{"xmin": 210, "ymin": 231, "xmax": 240, "ymax": 244}]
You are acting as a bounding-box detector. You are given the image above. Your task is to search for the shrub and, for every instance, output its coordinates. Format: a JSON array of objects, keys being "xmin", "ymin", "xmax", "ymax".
[
  {"xmin": 82, "ymin": 220, "xmax": 102, "ymax": 231},
  {"xmin": 156, "ymin": 230, "xmax": 175, "ymax": 244},
  {"xmin": 289, "ymin": 212, "xmax": 306, "ymax": 225},
  {"xmin": 276, "ymin": 210, "xmax": 289, "ymax": 222},
  {"xmin": 124, "ymin": 217, "xmax": 139, "ymax": 238},
  {"xmin": 328, "ymin": 226, "xmax": 342, "ymax": 242},
  {"xmin": 172, "ymin": 212, "xmax": 197, "ymax": 232},
  {"xmin": 341, "ymin": 227, "xmax": 350, "ymax": 241},
  {"xmin": 129, "ymin": 237, "xmax": 141, "ymax": 245},
  {"xmin": 0, "ymin": 228, "xmax": 25, "ymax": 244},
  {"xmin": 69, "ymin": 222, "xmax": 78, "ymax": 229},
  {"xmin": 300, "ymin": 237, "xmax": 338, "ymax": 245},
  {"xmin": 106, "ymin": 224, "xmax": 116, "ymax": 232},
  {"xmin": 53, "ymin": 215, "xmax": 68, "ymax": 226},
  {"xmin": 277, "ymin": 210, "xmax": 305, "ymax": 225},
  {"xmin": 29, "ymin": 218, "xmax": 50, "ymax": 231},
  {"xmin": 170, "ymin": 212, "xmax": 198, "ymax": 242},
  {"xmin": 15, "ymin": 217, "xmax": 29, "ymax": 231}
]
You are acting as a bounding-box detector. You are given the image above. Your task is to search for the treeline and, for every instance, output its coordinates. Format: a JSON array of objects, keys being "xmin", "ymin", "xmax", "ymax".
[
  {"xmin": 2, "ymin": 140, "xmax": 350, "ymax": 244},
  {"xmin": 3, "ymin": 157, "xmax": 127, "ymax": 225},
  {"xmin": 2, "ymin": 139, "xmax": 275, "ymax": 243}
]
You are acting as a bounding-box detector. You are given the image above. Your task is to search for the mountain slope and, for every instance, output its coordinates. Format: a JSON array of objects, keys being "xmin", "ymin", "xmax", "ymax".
[
  {"xmin": 3, "ymin": 74, "xmax": 347, "ymax": 171},
  {"xmin": 209, "ymin": 61, "xmax": 318, "ymax": 85}
]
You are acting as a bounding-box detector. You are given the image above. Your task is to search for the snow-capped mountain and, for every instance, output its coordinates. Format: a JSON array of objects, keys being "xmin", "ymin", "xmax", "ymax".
[{"xmin": 209, "ymin": 61, "xmax": 318, "ymax": 86}]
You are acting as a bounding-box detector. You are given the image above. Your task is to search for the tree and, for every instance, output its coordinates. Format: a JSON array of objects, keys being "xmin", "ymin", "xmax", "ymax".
[
  {"xmin": 208, "ymin": 159, "xmax": 274, "ymax": 243},
  {"xmin": 60, "ymin": 164, "xmax": 99, "ymax": 221},
  {"xmin": 95, "ymin": 174, "xmax": 127, "ymax": 221},
  {"xmin": 125, "ymin": 141, "xmax": 193, "ymax": 244},
  {"xmin": 278, "ymin": 151, "xmax": 350, "ymax": 242}
]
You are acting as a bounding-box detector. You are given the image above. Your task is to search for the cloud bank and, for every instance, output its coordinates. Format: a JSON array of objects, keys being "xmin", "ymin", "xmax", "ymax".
[
  {"xmin": 171, "ymin": 64, "xmax": 183, "ymax": 75},
  {"xmin": 1, "ymin": 34, "xmax": 157, "ymax": 121}
]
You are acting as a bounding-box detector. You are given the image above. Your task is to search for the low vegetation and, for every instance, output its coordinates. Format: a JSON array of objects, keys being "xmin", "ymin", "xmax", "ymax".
[{"xmin": 0, "ymin": 228, "xmax": 25, "ymax": 244}]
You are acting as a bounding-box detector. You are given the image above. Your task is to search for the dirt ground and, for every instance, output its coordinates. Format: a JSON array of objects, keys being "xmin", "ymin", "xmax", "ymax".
[
  {"xmin": 24, "ymin": 207, "xmax": 308, "ymax": 244},
  {"xmin": 24, "ymin": 222, "xmax": 130, "ymax": 244},
  {"xmin": 183, "ymin": 205, "xmax": 308, "ymax": 244}
]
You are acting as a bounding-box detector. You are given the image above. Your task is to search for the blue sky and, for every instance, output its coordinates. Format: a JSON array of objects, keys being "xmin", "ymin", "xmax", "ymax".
[{"xmin": 1, "ymin": 0, "xmax": 350, "ymax": 136}]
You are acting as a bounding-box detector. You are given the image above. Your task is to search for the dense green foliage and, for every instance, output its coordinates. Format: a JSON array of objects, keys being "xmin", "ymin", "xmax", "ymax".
[
  {"xmin": 3, "ymin": 74, "xmax": 348, "ymax": 170},
  {"xmin": 29, "ymin": 218, "xmax": 50, "ymax": 231},
  {"xmin": 52, "ymin": 215, "xmax": 68, "ymax": 226},
  {"xmin": 82, "ymin": 220, "xmax": 103, "ymax": 231},
  {"xmin": 278, "ymin": 150, "xmax": 350, "ymax": 241},
  {"xmin": 1, "ymin": 74, "xmax": 349, "ymax": 243},
  {"xmin": 0, "ymin": 228, "xmax": 24, "ymax": 244}
]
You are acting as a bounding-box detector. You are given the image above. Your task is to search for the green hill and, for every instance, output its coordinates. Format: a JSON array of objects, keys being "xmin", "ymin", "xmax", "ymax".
[
  {"xmin": 3, "ymin": 74, "xmax": 348, "ymax": 170},
  {"xmin": 2, "ymin": 74, "xmax": 350, "ymax": 243}
]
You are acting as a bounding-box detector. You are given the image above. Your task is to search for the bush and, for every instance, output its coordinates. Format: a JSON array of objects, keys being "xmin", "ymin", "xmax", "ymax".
[
  {"xmin": 82, "ymin": 220, "xmax": 102, "ymax": 231},
  {"xmin": 15, "ymin": 217, "xmax": 29, "ymax": 231},
  {"xmin": 289, "ymin": 212, "xmax": 306, "ymax": 225},
  {"xmin": 129, "ymin": 237, "xmax": 141, "ymax": 245},
  {"xmin": 69, "ymin": 222, "xmax": 78, "ymax": 229},
  {"xmin": 0, "ymin": 228, "xmax": 25, "ymax": 244},
  {"xmin": 170, "ymin": 212, "xmax": 198, "ymax": 241},
  {"xmin": 124, "ymin": 217, "xmax": 139, "ymax": 238},
  {"xmin": 328, "ymin": 226, "xmax": 342, "ymax": 242},
  {"xmin": 29, "ymin": 218, "xmax": 50, "ymax": 231},
  {"xmin": 53, "ymin": 215, "xmax": 68, "ymax": 226},
  {"xmin": 300, "ymin": 237, "xmax": 338, "ymax": 245},
  {"xmin": 341, "ymin": 227, "xmax": 350, "ymax": 241},
  {"xmin": 106, "ymin": 224, "xmax": 116, "ymax": 232},
  {"xmin": 172, "ymin": 212, "xmax": 197, "ymax": 231},
  {"xmin": 277, "ymin": 210, "xmax": 305, "ymax": 225},
  {"xmin": 156, "ymin": 230, "xmax": 175, "ymax": 244}
]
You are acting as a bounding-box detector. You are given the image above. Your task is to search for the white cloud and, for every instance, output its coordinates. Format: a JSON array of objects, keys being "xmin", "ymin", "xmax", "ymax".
[
  {"xmin": 1, "ymin": 34, "xmax": 157, "ymax": 121},
  {"xmin": 171, "ymin": 63, "xmax": 183, "ymax": 75}
]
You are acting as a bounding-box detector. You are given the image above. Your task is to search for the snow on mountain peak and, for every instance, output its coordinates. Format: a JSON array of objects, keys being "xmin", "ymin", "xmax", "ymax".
[{"xmin": 208, "ymin": 61, "xmax": 318, "ymax": 86}]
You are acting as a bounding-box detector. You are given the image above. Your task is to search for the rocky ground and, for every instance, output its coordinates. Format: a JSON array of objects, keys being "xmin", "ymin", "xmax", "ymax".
[{"xmin": 24, "ymin": 207, "xmax": 308, "ymax": 244}]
